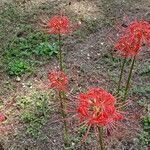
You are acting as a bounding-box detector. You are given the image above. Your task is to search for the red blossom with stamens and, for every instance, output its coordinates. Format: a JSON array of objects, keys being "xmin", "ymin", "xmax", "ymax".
[
  {"xmin": 48, "ymin": 71, "xmax": 68, "ymax": 91},
  {"xmin": 0, "ymin": 113, "xmax": 6, "ymax": 122},
  {"xmin": 47, "ymin": 15, "xmax": 71, "ymax": 34},
  {"xmin": 115, "ymin": 33, "xmax": 142, "ymax": 57},
  {"xmin": 115, "ymin": 20, "xmax": 150, "ymax": 57},
  {"xmin": 77, "ymin": 88, "xmax": 124, "ymax": 127}
]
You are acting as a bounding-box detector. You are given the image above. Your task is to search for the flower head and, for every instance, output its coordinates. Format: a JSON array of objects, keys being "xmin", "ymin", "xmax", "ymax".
[
  {"xmin": 77, "ymin": 88, "xmax": 123, "ymax": 126},
  {"xmin": 47, "ymin": 15, "xmax": 71, "ymax": 34},
  {"xmin": 115, "ymin": 20, "xmax": 150, "ymax": 57},
  {"xmin": 115, "ymin": 33, "xmax": 142, "ymax": 57},
  {"xmin": 48, "ymin": 71, "xmax": 68, "ymax": 91}
]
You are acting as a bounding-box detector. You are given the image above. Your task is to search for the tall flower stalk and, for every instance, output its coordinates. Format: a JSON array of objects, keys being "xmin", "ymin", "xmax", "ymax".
[
  {"xmin": 47, "ymin": 15, "xmax": 73, "ymax": 145},
  {"xmin": 115, "ymin": 20, "xmax": 150, "ymax": 101},
  {"xmin": 98, "ymin": 127, "xmax": 105, "ymax": 150},
  {"xmin": 116, "ymin": 57, "xmax": 127, "ymax": 95},
  {"xmin": 58, "ymin": 33, "xmax": 69, "ymax": 145},
  {"xmin": 123, "ymin": 55, "xmax": 136, "ymax": 101},
  {"xmin": 58, "ymin": 33, "xmax": 64, "ymax": 71}
]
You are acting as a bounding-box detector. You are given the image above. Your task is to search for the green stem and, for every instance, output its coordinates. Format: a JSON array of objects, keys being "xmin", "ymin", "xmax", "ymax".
[
  {"xmin": 123, "ymin": 55, "xmax": 136, "ymax": 101},
  {"xmin": 116, "ymin": 57, "xmax": 127, "ymax": 94},
  {"xmin": 59, "ymin": 91, "xmax": 69, "ymax": 146},
  {"xmin": 98, "ymin": 126, "xmax": 105, "ymax": 150},
  {"xmin": 58, "ymin": 33, "xmax": 69, "ymax": 146},
  {"xmin": 58, "ymin": 33, "xmax": 64, "ymax": 71},
  {"xmin": 42, "ymin": 98, "xmax": 47, "ymax": 117}
]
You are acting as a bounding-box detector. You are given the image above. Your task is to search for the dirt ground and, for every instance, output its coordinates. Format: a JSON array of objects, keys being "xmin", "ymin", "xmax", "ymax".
[{"xmin": 0, "ymin": 0, "xmax": 150, "ymax": 150}]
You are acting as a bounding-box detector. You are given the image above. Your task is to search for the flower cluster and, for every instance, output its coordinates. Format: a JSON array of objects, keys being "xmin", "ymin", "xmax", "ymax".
[
  {"xmin": 77, "ymin": 88, "xmax": 123, "ymax": 127},
  {"xmin": 48, "ymin": 71, "xmax": 68, "ymax": 91},
  {"xmin": 115, "ymin": 21, "xmax": 150, "ymax": 57},
  {"xmin": 47, "ymin": 15, "xmax": 71, "ymax": 34}
]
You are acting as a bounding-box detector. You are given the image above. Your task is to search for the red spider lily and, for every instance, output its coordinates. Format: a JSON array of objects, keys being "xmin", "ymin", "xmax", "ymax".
[
  {"xmin": 47, "ymin": 15, "xmax": 71, "ymax": 34},
  {"xmin": 0, "ymin": 113, "xmax": 6, "ymax": 123},
  {"xmin": 115, "ymin": 20, "xmax": 150, "ymax": 57},
  {"xmin": 48, "ymin": 71, "xmax": 68, "ymax": 91},
  {"xmin": 77, "ymin": 88, "xmax": 124, "ymax": 142},
  {"xmin": 115, "ymin": 33, "xmax": 142, "ymax": 57}
]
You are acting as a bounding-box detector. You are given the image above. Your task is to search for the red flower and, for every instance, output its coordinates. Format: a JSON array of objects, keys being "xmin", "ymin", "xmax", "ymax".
[
  {"xmin": 0, "ymin": 113, "xmax": 6, "ymax": 122},
  {"xmin": 115, "ymin": 33, "xmax": 142, "ymax": 57},
  {"xmin": 47, "ymin": 15, "xmax": 71, "ymax": 34},
  {"xmin": 77, "ymin": 88, "xmax": 123, "ymax": 126},
  {"xmin": 115, "ymin": 20, "xmax": 150, "ymax": 57},
  {"xmin": 77, "ymin": 88, "xmax": 124, "ymax": 143},
  {"xmin": 48, "ymin": 71, "xmax": 68, "ymax": 91}
]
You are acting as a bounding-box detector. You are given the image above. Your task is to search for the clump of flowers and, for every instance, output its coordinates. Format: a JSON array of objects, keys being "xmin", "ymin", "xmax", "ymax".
[
  {"xmin": 48, "ymin": 71, "xmax": 68, "ymax": 91},
  {"xmin": 77, "ymin": 88, "xmax": 124, "ymax": 149},
  {"xmin": 115, "ymin": 20, "xmax": 150, "ymax": 58},
  {"xmin": 115, "ymin": 20, "xmax": 150, "ymax": 100},
  {"xmin": 46, "ymin": 15, "xmax": 75, "ymax": 146}
]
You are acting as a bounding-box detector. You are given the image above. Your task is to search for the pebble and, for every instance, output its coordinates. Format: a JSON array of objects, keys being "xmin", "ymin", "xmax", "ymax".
[{"xmin": 16, "ymin": 76, "xmax": 21, "ymax": 82}]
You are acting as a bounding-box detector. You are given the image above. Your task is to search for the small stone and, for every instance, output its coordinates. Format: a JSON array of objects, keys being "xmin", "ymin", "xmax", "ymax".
[
  {"xmin": 16, "ymin": 76, "xmax": 21, "ymax": 82},
  {"xmin": 133, "ymin": 138, "xmax": 139, "ymax": 144},
  {"xmin": 71, "ymin": 142, "xmax": 75, "ymax": 146}
]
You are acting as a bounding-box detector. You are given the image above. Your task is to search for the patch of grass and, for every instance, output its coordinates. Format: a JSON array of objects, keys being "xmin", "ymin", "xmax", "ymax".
[
  {"xmin": 17, "ymin": 96, "xmax": 32, "ymax": 109},
  {"xmin": 34, "ymin": 42, "xmax": 59, "ymax": 56},
  {"xmin": 139, "ymin": 131, "xmax": 150, "ymax": 145},
  {"xmin": 4, "ymin": 32, "xmax": 59, "ymax": 76},
  {"xmin": 143, "ymin": 115, "xmax": 150, "ymax": 131},
  {"xmin": 132, "ymin": 85, "xmax": 150, "ymax": 96},
  {"xmin": 1, "ymin": 4, "xmax": 59, "ymax": 77},
  {"xmin": 84, "ymin": 19, "xmax": 100, "ymax": 33},
  {"xmin": 8, "ymin": 59, "xmax": 31, "ymax": 76},
  {"xmin": 18, "ymin": 91, "xmax": 55, "ymax": 138},
  {"xmin": 65, "ymin": 125, "xmax": 92, "ymax": 150},
  {"xmin": 140, "ymin": 66, "xmax": 150, "ymax": 75}
]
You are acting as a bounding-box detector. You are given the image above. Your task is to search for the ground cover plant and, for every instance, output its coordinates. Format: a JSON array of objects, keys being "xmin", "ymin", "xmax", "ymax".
[{"xmin": 0, "ymin": 0, "xmax": 150, "ymax": 150}]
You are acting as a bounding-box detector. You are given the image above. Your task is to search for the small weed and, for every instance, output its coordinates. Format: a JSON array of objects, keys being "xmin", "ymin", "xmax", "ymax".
[
  {"xmin": 132, "ymin": 85, "xmax": 150, "ymax": 96},
  {"xmin": 17, "ymin": 96, "xmax": 32, "ymax": 109},
  {"xmin": 140, "ymin": 66, "xmax": 150, "ymax": 75},
  {"xmin": 34, "ymin": 42, "xmax": 59, "ymax": 56},
  {"xmin": 137, "ymin": 98, "xmax": 147, "ymax": 107},
  {"xmin": 19, "ymin": 91, "xmax": 54, "ymax": 138},
  {"xmin": 66, "ymin": 125, "xmax": 91, "ymax": 150},
  {"xmin": 85, "ymin": 19, "xmax": 99, "ymax": 33},
  {"xmin": 139, "ymin": 115, "xmax": 150, "ymax": 145},
  {"xmin": 21, "ymin": 112, "xmax": 35, "ymax": 123},
  {"xmin": 139, "ymin": 131, "xmax": 150, "ymax": 145},
  {"xmin": 143, "ymin": 115, "xmax": 150, "ymax": 130},
  {"xmin": 26, "ymin": 116, "xmax": 47, "ymax": 138},
  {"xmin": 8, "ymin": 59, "xmax": 30, "ymax": 76}
]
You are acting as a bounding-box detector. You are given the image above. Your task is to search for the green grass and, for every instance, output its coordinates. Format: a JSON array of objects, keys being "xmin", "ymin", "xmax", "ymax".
[
  {"xmin": 17, "ymin": 91, "xmax": 55, "ymax": 138},
  {"xmin": 140, "ymin": 66, "xmax": 150, "ymax": 75},
  {"xmin": 132, "ymin": 85, "xmax": 150, "ymax": 96},
  {"xmin": 1, "ymin": 4, "xmax": 59, "ymax": 77},
  {"xmin": 3, "ymin": 31, "xmax": 59, "ymax": 76}
]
